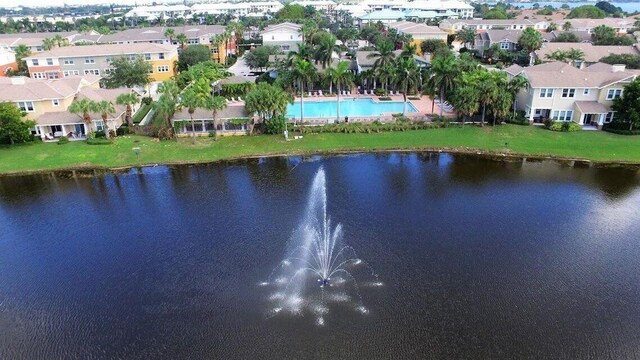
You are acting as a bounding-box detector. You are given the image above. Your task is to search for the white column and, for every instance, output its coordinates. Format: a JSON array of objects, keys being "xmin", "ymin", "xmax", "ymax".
[{"xmin": 528, "ymin": 108, "xmax": 535, "ymax": 124}]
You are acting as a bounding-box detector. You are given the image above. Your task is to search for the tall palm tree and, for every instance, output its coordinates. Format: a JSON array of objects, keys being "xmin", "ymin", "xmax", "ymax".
[
  {"xmin": 395, "ymin": 57, "xmax": 420, "ymax": 116},
  {"xmin": 314, "ymin": 34, "xmax": 339, "ymax": 69},
  {"xmin": 425, "ymin": 54, "xmax": 459, "ymax": 117},
  {"xmin": 52, "ymin": 34, "xmax": 68, "ymax": 47},
  {"xmin": 68, "ymin": 98, "xmax": 95, "ymax": 134},
  {"xmin": 164, "ymin": 28, "xmax": 176, "ymax": 44},
  {"xmin": 42, "ymin": 38, "xmax": 55, "ymax": 51},
  {"xmin": 367, "ymin": 40, "xmax": 396, "ymax": 95},
  {"xmin": 153, "ymin": 94, "xmax": 177, "ymax": 129},
  {"xmin": 157, "ymin": 79, "xmax": 180, "ymax": 101},
  {"xmin": 451, "ymin": 85, "xmax": 479, "ymax": 125},
  {"xmin": 290, "ymin": 58, "xmax": 316, "ymax": 124},
  {"xmin": 300, "ymin": 21, "xmax": 319, "ymax": 43},
  {"xmin": 400, "ymin": 43, "xmax": 417, "ymax": 59},
  {"xmin": 325, "ymin": 61, "xmax": 353, "ymax": 123},
  {"xmin": 92, "ymin": 100, "xmax": 116, "ymax": 138},
  {"xmin": 566, "ymin": 48, "xmax": 585, "ymax": 67},
  {"xmin": 518, "ymin": 28, "xmax": 544, "ymax": 66},
  {"xmin": 116, "ymin": 92, "xmax": 140, "ymax": 126},
  {"xmin": 180, "ymin": 78, "xmax": 211, "ymax": 143},
  {"xmin": 176, "ymin": 33, "xmax": 188, "ymax": 50},
  {"xmin": 286, "ymin": 43, "xmax": 313, "ymax": 66},
  {"xmin": 204, "ymin": 95, "xmax": 227, "ymax": 140},
  {"xmin": 506, "ymin": 75, "xmax": 529, "ymax": 117}
]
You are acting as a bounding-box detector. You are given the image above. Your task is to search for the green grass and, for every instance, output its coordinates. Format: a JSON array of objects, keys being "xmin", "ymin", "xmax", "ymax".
[
  {"xmin": 2, "ymin": 125, "xmax": 640, "ymax": 174},
  {"xmin": 132, "ymin": 104, "xmax": 151, "ymax": 124}
]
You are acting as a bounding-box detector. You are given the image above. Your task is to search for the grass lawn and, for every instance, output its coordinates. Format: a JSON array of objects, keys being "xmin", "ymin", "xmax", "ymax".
[{"xmin": 2, "ymin": 125, "xmax": 640, "ymax": 174}]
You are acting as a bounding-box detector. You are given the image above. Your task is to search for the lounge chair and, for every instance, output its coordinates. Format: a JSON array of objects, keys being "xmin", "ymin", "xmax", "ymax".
[
  {"xmin": 44, "ymin": 133, "xmax": 54, "ymax": 140},
  {"xmin": 318, "ymin": 90, "xmax": 323, "ymax": 96}
]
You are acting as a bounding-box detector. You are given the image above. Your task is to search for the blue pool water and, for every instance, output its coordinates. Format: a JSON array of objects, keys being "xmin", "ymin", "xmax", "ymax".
[{"xmin": 285, "ymin": 98, "xmax": 418, "ymax": 119}]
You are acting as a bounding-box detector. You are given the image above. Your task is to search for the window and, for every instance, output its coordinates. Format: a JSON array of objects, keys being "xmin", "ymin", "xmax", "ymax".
[
  {"xmin": 104, "ymin": 68, "xmax": 114, "ymax": 75},
  {"xmin": 144, "ymin": 53, "xmax": 151, "ymax": 60},
  {"xmin": 211, "ymin": 47, "xmax": 218, "ymax": 54},
  {"xmin": 606, "ymin": 89, "xmax": 623, "ymax": 100},
  {"xmin": 552, "ymin": 110, "xmax": 573, "ymax": 121},
  {"xmin": 105, "ymin": 57, "xmax": 113, "ymax": 63},
  {"xmin": 157, "ymin": 65, "xmax": 169, "ymax": 73},
  {"xmin": 605, "ymin": 111, "xmax": 615, "ymax": 123},
  {"xmin": 281, "ymin": 45, "xmax": 290, "ymax": 51},
  {"xmin": 63, "ymin": 70, "xmax": 80, "ymax": 77},
  {"xmin": 583, "ymin": 88, "xmax": 590, "ymax": 95},
  {"xmin": 539, "ymin": 88, "xmax": 553, "ymax": 98},
  {"xmin": 32, "ymin": 72, "xmax": 45, "ymax": 79},
  {"xmin": 46, "ymin": 58, "xmax": 53, "ymax": 65},
  {"xmin": 159, "ymin": 53, "xmax": 165, "ymax": 59},
  {"xmin": 47, "ymin": 72, "xmax": 59, "ymax": 79},
  {"xmin": 32, "ymin": 59, "xmax": 39, "ymax": 66},
  {"xmin": 63, "ymin": 58, "xmax": 74, "ymax": 65},
  {"xmin": 127, "ymin": 54, "xmax": 137, "ymax": 61},
  {"xmin": 500, "ymin": 42, "xmax": 510, "ymax": 50},
  {"xmin": 95, "ymin": 120, "xmax": 105, "ymax": 131},
  {"xmin": 271, "ymin": 36, "xmax": 274, "ymax": 40},
  {"xmin": 561, "ymin": 88, "xmax": 575, "ymax": 98},
  {"xmin": 17, "ymin": 101, "xmax": 35, "ymax": 112},
  {"xmin": 85, "ymin": 57, "xmax": 95, "ymax": 64},
  {"xmin": 84, "ymin": 69, "xmax": 100, "ymax": 75},
  {"xmin": 52, "ymin": 99, "xmax": 60, "ymax": 107}
]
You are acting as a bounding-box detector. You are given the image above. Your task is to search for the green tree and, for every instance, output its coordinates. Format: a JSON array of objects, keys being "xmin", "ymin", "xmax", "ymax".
[
  {"xmin": 52, "ymin": 34, "xmax": 68, "ymax": 47},
  {"xmin": 116, "ymin": 92, "xmax": 140, "ymax": 126},
  {"xmin": 420, "ymin": 39, "xmax": 449, "ymax": 56},
  {"xmin": 204, "ymin": 95, "xmax": 226, "ymax": 140},
  {"xmin": 153, "ymin": 94, "xmax": 177, "ymax": 129},
  {"xmin": 245, "ymin": 45, "xmax": 280, "ymax": 71},
  {"xmin": 456, "ymin": 28, "xmax": 476, "ymax": 49},
  {"xmin": 103, "ymin": 56, "xmax": 152, "ymax": 89},
  {"xmin": 506, "ymin": 75, "xmax": 529, "ymax": 117},
  {"xmin": 164, "ymin": 28, "xmax": 176, "ymax": 44},
  {"xmin": 0, "ymin": 102, "xmax": 34, "ymax": 145},
  {"xmin": 244, "ymin": 82, "xmax": 293, "ymax": 134},
  {"xmin": 180, "ymin": 78, "xmax": 211, "ymax": 143},
  {"xmin": 325, "ymin": 60, "xmax": 353, "ymax": 122},
  {"xmin": 567, "ymin": 5, "xmax": 606, "ymax": 19},
  {"xmin": 612, "ymin": 78, "xmax": 640, "ymax": 130},
  {"xmin": 562, "ymin": 21, "xmax": 573, "ymax": 31},
  {"xmin": 42, "ymin": 37, "xmax": 55, "ymax": 51},
  {"xmin": 594, "ymin": 1, "xmax": 622, "ymax": 15},
  {"xmin": 176, "ymin": 33, "xmax": 188, "ymax": 50},
  {"xmin": 368, "ymin": 40, "xmax": 396, "ymax": 95},
  {"xmin": 13, "ymin": 44, "xmax": 31, "ymax": 76},
  {"xmin": 177, "ymin": 44, "xmax": 212, "ymax": 71},
  {"xmin": 92, "ymin": 100, "xmax": 116, "ymax": 138},
  {"xmin": 68, "ymin": 98, "xmax": 95, "ymax": 132},
  {"xmin": 290, "ymin": 58, "xmax": 316, "ymax": 123},
  {"xmin": 545, "ymin": 49, "xmax": 568, "ymax": 62},
  {"xmin": 552, "ymin": 32, "xmax": 580, "ymax": 42},
  {"xmin": 450, "ymin": 84, "xmax": 479, "ymax": 125},
  {"xmin": 276, "ymin": 4, "xmax": 307, "ymax": 21},
  {"xmin": 313, "ymin": 32, "xmax": 339, "ymax": 69},
  {"xmin": 600, "ymin": 54, "xmax": 640, "ymax": 69},
  {"xmin": 157, "ymin": 79, "xmax": 181, "ymax": 102},
  {"xmin": 592, "ymin": 25, "xmax": 634, "ymax": 45},
  {"xmin": 425, "ymin": 54, "xmax": 459, "ymax": 117},
  {"xmin": 547, "ymin": 22, "xmax": 558, "ymax": 32},
  {"xmin": 395, "ymin": 57, "xmax": 420, "ymax": 116},
  {"xmin": 518, "ymin": 28, "xmax": 544, "ymax": 65}
]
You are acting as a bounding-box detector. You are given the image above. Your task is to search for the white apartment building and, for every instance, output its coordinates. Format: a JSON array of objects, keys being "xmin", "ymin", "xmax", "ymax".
[
  {"xmin": 262, "ymin": 22, "xmax": 303, "ymax": 52},
  {"xmin": 291, "ymin": 0, "xmax": 337, "ymax": 12}
]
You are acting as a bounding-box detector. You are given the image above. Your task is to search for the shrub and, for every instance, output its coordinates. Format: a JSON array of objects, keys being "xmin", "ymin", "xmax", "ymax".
[
  {"xmin": 133, "ymin": 104, "xmax": 152, "ymax": 124},
  {"xmin": 264, "ymin": 115, "xmax": 287, "ymax": 134},
  {"xmin": 116, "ymin": 126, "xmax": 130, "ymax": 136},
  {"xmin": 57, "ymin": 136, "xmax": 69, "ymax": 144},
  {"xmin": 505, "ymin": 112, "xmax": 529, "ymax": 125},
  {"xmin": 408, "ymin": 96, "xmax": 421, "ymax": 100},
  {"xmin": 86, "ymin": 138, "xmax": 113, "ymax": 145},
  {"xmin": 378, "ymin": 96, "xmax": 392, "ymax": 101},
  {"xmin": 296, "ymin": 120, "xmax": 447, "ymax": 134},
  {"xmin": 141, "ymin": 97, "xmax": 153, "ymax": 105},
  {"xmin": 603, "ymin": 122, "xmax": 640, "ymax": 135},
  {"xmin": 373, "ymin": 88, "xmax": 384, "ymax": 96},
  {"xmin": 548, "ymin": 121, "xmax": 581, "ymax": 132},
  {"xmin": 94, "ymin": 130, "xmax": 106, "ymax": 138},
  {"xmin": 209, "ymin": 131, "xmax": 215, "ymax": 137}
]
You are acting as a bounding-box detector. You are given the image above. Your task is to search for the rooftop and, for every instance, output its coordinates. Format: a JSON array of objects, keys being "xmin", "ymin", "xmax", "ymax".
[
  {"xmin": 505, "ymin": 61, "xmax": 640, "ymax": 88},
  {"xmin": 25, "ymin": 42, "xmax": 177, "ymax": 59},
  {"xmin": 536, "ymin": 42, "xmax": 640, "ymax": 63}
]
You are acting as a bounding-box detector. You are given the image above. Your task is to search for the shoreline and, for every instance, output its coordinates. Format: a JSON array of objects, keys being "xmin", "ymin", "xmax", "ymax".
[{"xmin": 2, "ymin": 146, "xmax": 639, "ymax": 178}]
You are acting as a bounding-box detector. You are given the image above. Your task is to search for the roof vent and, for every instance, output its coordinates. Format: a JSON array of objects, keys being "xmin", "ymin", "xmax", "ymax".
[
  {"xmin": 10, "ymin": 76, "xmax": 25, "ymax": 85},
  {"xmin": 612, "ymin": 64, "xmax": 626, "ymax": 72}
]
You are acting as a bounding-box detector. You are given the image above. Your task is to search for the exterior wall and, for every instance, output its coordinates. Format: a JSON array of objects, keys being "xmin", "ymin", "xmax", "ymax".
[
  {"xmin": 0, "ymin": 61, "xmax": 17, "ymax": 76},
  {"xmin": 263, "ymin": 40, "xmax": 301, "ymax": 52},
  {"xmin": 149, "ymin": 53, "xmax": 178, "ymax": 81},
  {"xmin": 412, "ymin": 34, "xmax": 447, "ymax": 55},
  {"xmin": 16, "ymin": 96, "xmax": 75, "ymax": 119}
]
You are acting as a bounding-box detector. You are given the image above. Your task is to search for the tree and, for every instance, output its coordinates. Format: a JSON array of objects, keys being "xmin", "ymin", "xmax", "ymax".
[
  {"xmin": 562, "ymin": 21, "xmax": 573, "ymax": 31},
  {"xmin": 507, "ymin": 75, "xmax": 529, "ymax": 117},
  {"xmin": 552, "ymin": 32, "xmax": 580, "ymax": 43},
  {"xmin": 153, "ymin": 94, "xmax": 177, "ymax": 129},
  {"xmin": 567, "ymin": 5, "xmax": 606, "ymax": 19},
  {"xmin": 13, "ymin": 44, "xmax": 31, "ymax": 76},
  {"xmin": 42, "ymin": 37, "xmax": 55, "ymax": 51},
  {"xmin": 368, "ymin": 40, "xmax": 396, "ymax": 96},
  {"xmin": 176, "ymin": 33, "xmax": 188, "ymax": 50},
  {"xmin": 325, "ymin": 60, "xmax": 353, "ymax": 123},
  {"xmin": 545, "ymin": 49, "xmax": 568, "ymax": 62},
  {"xmin": 425, "ymin": 54, "xmax": 459, "ymax": 117},
  {"xmin": 395, "ymin": 57, "xmax": 420, "ymax": 116},
  {"xmin": 157, "ymin": 79, "xmax": 181, "ymax": 101},
  {"xmin": 245, "ymin": 45, "xmax": 280, "ymax": 72},
  {"xmin": 180, "ymin": 78, "xmax": 211, "ymax": 143},
  {"xmin": 518, "ymin": 28, "xmax": 544, "ymax": 66},
  {"xmin": 612, "ymin": 78, "xmax": 640, "ymax": 130},
  {"xmin": 312, "ymin": 32, "xmax": 339, "ymax": 69},
  {"xmin": 595, "ymin": 1, "xmax": 622, "ymax": 15},
  {"xmin": 116, "ymin": 92, "xmax": 140, "ymax": 126},
  {"xmin": 301, "ymin": 20, "xmax": 320, "ymax": 43},
  {"xmin": 451, "ymin": 84, "xmax": 479, "ymax": 125},
  {"xmin": 177, "ymin": 44, "xmax": 212, "ymax": 71},
  {"xmin": 68, "ymin": 98, "xmax": 95, "ymax": 132},
  {"xmin": 275, "ymin": 4, "xmax": 307, "ymax": 21},
  {"xmin": 566, "ymin": 48, "xmax": 585, "ymax": 65},
  {"xmin": 547, "ymin": 22, "xmax": 558, "ymax": 32},
  {"xmin": 92, "ymin": 100, "xmax": 116, "ymax": 138},
  {"xmin": 164, "ymin": 28, "xmax": 176, "ymax": 44},
  {"xmin": 103, "ymin": 56, "xmax": 152, "ymax": 89},
  {"xmin": 204, "ymin": 95, "xmax": 226, "ymax": 140},
  {"xmin": 456, "ymin": 28, "xmax": 476, "ymax": 49},
  {"xmin": 244, "ymin": 82, "xmax": 293, "ymax": 134},
  {"xmin": 290, "ymin": 58, "xmax": 316, "ymax": 123},
  {"xmin": 0, "ymin": 102, "xmax": 34, "ymax": 145},
  {"xmin": 592, "ymin": 25, "xmax": 634, "ymax": 45},
  {"xmin": 600, "ymin": 54, "xmax": 640, "ymax": 69},
  {"xmin": 420, "ymin": 39, "xmax": 449, "ymax": 56}
]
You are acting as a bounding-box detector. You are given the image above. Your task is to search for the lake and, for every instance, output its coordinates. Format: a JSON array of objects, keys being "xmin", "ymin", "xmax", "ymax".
[{"xmin": 1, "ymin": 153, "xmax": 640, "ymax": 359}]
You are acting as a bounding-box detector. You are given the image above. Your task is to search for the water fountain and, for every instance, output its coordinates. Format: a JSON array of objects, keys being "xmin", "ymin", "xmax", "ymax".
[{"xmin": 262, "ymin": 168, "xmax": 380, "ymax": 325}]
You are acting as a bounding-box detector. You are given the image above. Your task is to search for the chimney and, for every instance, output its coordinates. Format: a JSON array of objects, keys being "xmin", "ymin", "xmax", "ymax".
[
  {"xmin": 612, "ymin": 64, "xmax": 626, "ymax": 72},
  {"xmin": 10, "ymin": 76, "xmax": 25, "ymax": 85}
]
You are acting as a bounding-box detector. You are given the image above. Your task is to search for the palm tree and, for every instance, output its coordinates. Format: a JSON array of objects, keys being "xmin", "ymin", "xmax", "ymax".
[
  {"xmin": 42, "ymin": 38, "xmax": 55, "ymax": 51},
  {"xmin": 287, "ymin": 43, "xmax": 313, "ymax": 65},
  {"xmin": 300, "ymin": 21, "xmax": 319, "ymax": 43},
  {"xmin": 545, "ymin": 49, "xmax": 568, "ymax": 62},
  {"xmin": 14, "ymin": 44, "xmax": 31, "ymax": 75},
  {"xmin": 290, "ymin": 58, "xmax": 316, "ymax": 124},
  {"xmin": 204, "ymin": 95, "xmax": 227, "ymax": 140},
  {"xmin": 325, "ymin": 61, "xmax": 353, "ymax": 123},
  {"xmin": 164, "ymin": 28, "xmax": 176, "ymax": 44},
  {"xmin": 176, "ymin": 33, "xmax": 188, "ymax": 50},
  {"xmin": 367, "ymin": 40, "xmax": 396, "ymax": 95},
  {"xmin": 562, "ymin": 21, "xmax": 572, "ymax": 32},
  {"xmin": 456, "ymin": 28, "xmax": 476, "ymax": 49},
  {"xmin": 157, "ymin": 79, "xmax": 180, "ymax": 101},
  {"xmin": 425, "ymin": 54, "xmax": 459, "ymax": 117},
  {"xmin": 518, "ymin": 28, "xmax": 544, "ymax": 66},
  {"xmin": 180, "ymin": 78, "xmax": 211, "ymax": 143},
  {"xmin": 116, "ymin": 92, "xmax": 140, "ymax": 126},
  {"xmin": 566, "ymin": 48, "xmax": 585, "ymax": 67},
  {"xmin": 69, "ymin": 98, "xmax": 95, "ymax": 134},
  {"xmin": 395, "ymin": 57, "xmax": 420, "ymax": 116},
  {"xmin": 400, "ymin": 43, "xmax": 417, "ymax": 59},
  {"xmin": 506, "ymin": 75, "xmax": 529, "ymax": 117},
  {"xmin": 92, "ymin": 100, "xmax": 116, "ymax": 138},
  {"xmin": 451, "ymin": 85, "xmax": 479, "ymax": 125},
  {"xmin": 153, "ymin": 94, "xmax": 177, "ymax": 129},
  {"xmin": 314, "ymin": 34, "xmax": 339, "ymax": 69},
  {"xmin": 52, "ymin": 34, "xmax": 68, "ymax": 47}
]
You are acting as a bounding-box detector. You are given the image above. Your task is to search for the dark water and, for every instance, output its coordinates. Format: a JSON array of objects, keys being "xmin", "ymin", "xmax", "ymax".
[{"xmin": 1, "ymin": 153, "xmax": 640, "ymax": 359}]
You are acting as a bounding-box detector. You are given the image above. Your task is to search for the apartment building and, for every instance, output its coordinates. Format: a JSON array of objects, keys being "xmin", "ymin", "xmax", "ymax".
[
  {"xmin": 357, "ymin": 0, "xmax": 473, "ymax": 18},
  {"xmin": 564, "ymin": 18, "xmax": 635, "ymax": 34},
  {"xmin": 0, "ymin": 75, "xmax": 130, "ymax": 140},
  {"xmin": 439, "ymin": 19, "xmax": 549, "ymax": 33},
  {"xmin": 386, "ymin": 21, "xmax": 448, "ymax": 55},
  {"xmin": 262, "ymin": 22, "xmax": 303, "ymax": 52},
  {"xmin": 535, "ymin": 43, "xmax": 640, "ymax": 68},
  {"xmin": 99, "ymin": 26, "xmax": 235, "ymax": 65},
  {"xmin": 0, "ymin": 31, "xmax": 103, "ymax": 53},
  {"xmin": 23, "ymin": 43, "xmax": 178, "ymax": 82},
  {"xmin": 505, "ymin": 61, "xmax": 640, "ymax": 127},
  {"xmin": 129, "ymin": 1, "xmax": 284, "ymax": 20},
  {"xmin": 291, "ymin": 0, "xmax": 337, "ymax": 12}
]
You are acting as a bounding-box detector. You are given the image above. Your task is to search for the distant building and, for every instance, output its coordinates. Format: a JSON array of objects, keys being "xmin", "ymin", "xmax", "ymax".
[
  {"xmin": 387, "ymin": 21, "xmax": 449, "ymax": 55},
  {"xmin": 0, "ymin": 46, "xmax": 17, "ymax": 76},
  {"xmin": 262, "ymin": 22, "xmax": 303, "ymax": 52},
  {"xmin": 439, "ymin": 19, "xmax": 549, "ymax": 33},
  {"xmin": 291, "ymin": 0, "xmax": 337, "ymax": 12},
  {"xmin": 535, "ymin": 42, "xmax": 640, "ymax": 68}
]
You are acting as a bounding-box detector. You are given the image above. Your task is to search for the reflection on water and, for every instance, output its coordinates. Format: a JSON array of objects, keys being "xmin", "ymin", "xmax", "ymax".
[{"xmin": 1, "ymin": 153, "xmax": 640, "ymax": 359}]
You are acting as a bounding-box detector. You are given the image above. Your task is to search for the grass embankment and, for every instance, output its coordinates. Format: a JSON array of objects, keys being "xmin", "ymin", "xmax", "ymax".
[{"xmin": 1, "ymin": 125, "xmax": 640, "ymax": 174}]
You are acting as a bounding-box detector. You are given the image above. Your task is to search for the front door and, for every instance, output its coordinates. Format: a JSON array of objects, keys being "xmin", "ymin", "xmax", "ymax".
[
  {"xmin": 584, "ymin": 114, "xmax": 594, "ymax": 125},
  {"xmin": 75, "ymin": 124, "xmax": 85, "ymax": 135}
]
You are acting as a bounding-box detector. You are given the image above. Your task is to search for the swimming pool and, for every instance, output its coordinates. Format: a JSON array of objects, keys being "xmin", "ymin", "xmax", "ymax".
[{"xmin": 285, "ymin": 98, "xmax": 418, "ymax": 119}]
